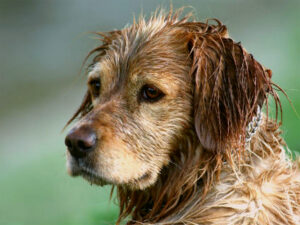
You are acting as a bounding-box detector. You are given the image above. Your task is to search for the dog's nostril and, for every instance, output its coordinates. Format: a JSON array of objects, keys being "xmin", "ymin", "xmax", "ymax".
[
  {"xmin": 65, "ymin": 126, "xmax": 97, "ymax": 159},
  {"xmin": 65, "ymin": 138, "xmax": 72, "ymax": 149}
]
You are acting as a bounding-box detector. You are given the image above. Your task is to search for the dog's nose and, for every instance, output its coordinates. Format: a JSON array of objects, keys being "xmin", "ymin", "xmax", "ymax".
[{"xmin": 65, "ymin": 126, "xmax": 97, "ymax": 159}]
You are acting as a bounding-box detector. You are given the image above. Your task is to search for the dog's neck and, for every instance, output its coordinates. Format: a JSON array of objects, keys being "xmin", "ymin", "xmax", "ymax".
[{"xmin": 116, "ymin": 116, "xmax": 282, "ymax": 225}]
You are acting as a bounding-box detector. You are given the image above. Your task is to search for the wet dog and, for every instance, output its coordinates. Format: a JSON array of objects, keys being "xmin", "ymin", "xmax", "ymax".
[{"xmin": 65, "ymin": 10, "xmax": 300, "ymax": 225}]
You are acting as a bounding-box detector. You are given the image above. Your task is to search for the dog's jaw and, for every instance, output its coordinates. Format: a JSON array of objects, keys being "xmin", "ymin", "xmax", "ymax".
[{"xmin": 66, "ymin": 150, "xmax": 161, "ymax": 189}]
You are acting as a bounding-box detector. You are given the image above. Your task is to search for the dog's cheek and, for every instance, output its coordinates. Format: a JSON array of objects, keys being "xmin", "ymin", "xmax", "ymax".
[
  {"xmin": 96, "ymin": 139, "xmax": 151, "ymax": 184},
  {"xmin": 135, "ymin": 99, "xmax": 191, "ymax": 158}
]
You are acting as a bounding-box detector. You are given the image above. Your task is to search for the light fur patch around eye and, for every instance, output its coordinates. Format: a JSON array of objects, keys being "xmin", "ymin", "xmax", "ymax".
[{"xmin": 87, "ymin": 62, "xmax": 102, "ymax": 80}]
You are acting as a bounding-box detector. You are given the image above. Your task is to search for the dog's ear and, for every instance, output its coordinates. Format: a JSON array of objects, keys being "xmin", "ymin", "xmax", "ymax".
[{"xmin": 188, "ymin": 25, "xmax": 275, "ymax": 152}]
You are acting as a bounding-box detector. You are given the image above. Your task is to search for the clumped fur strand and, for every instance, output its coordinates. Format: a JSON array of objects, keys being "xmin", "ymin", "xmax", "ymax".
[{"xmin": 66, "ymin": 9, "xmax": 300, "ymax": 225}]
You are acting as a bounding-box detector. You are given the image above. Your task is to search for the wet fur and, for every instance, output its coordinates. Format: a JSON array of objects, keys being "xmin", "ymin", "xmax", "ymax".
[{"xmin": 66, "ymin": 10, "xmax": 300, "ymax": 224}]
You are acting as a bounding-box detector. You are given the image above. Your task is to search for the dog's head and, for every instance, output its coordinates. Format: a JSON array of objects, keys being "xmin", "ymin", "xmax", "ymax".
[{"xmin": 65, "ymin": 12, "xmax": 277, "ymax": 190}]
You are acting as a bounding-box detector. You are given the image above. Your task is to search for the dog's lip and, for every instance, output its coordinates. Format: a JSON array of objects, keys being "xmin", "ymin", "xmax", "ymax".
[
  {"xmin": 128, "ymin": 171, "xmax": 152, "ymax": 185},
  {"xmin": 137, "ymin": 172, "xmax": 151, "ymax": 182},
  {"xmin": 80, "ymin": 168, "xmax": 109, "ymax": 186},
  {"xmin": 67, "ymin": 158, "xmax": 109, "ymax": 186},
  {"xmin": 67, "ymin": 155, "xmax": 152, "ymax": 187}
]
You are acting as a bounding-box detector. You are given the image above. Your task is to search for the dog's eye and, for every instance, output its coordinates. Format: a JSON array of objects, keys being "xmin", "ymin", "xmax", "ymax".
[
  {"xmin": 89, "ymin": 78, "xmax": 101, "ymax": 97},
  {"xmin": 141, "ymin": 84, "xmax": 164, "ymax": 102}
]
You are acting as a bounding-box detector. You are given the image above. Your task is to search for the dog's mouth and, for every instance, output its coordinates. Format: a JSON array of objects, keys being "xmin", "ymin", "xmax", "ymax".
[
  {"xmin": 67, "ymin": 158, "xmax": 109, "ymax": 186},
  {"xmin": 80, "ymin": 168, "xmax": 109, "ymax": 186},
  {"xmin": 67, "ymin": 153, "xmax": 155, "ymax": 189}
]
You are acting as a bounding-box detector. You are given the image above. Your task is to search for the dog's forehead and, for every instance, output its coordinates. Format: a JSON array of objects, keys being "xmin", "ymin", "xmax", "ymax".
[{"xmin": 89, "ymin": 27, "xmax": 190, "ymax": 84}]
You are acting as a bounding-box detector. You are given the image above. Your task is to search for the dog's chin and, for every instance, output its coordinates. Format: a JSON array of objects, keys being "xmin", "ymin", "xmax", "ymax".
[
  {"xmin": 80, "ymin": 170, "xmax": 109, "ymax": 186},
  {"xmin": 66, "ymin": 158, "xmax": 109, "ymax": 187},
  {"xmin": 67, "ymin": 157, "xmax": 158, "ymax": 189}
]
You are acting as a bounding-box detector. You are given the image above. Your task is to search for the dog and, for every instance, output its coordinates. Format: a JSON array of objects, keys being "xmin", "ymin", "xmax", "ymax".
[{"xmin": 65, "ymin": 9, "xmax": 300, "ymax": 225}]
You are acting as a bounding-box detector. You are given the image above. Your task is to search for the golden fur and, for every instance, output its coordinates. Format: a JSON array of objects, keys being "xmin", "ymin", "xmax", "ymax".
[{"xmin": 66, "ymin": 9, "xmax": 300, "ymax": 224}]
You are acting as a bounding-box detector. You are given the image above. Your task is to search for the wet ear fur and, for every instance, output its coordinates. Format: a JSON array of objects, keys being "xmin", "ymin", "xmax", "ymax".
[{"xmin": 188, "ymin": 23, "xmax": 275, "ymax": 152}]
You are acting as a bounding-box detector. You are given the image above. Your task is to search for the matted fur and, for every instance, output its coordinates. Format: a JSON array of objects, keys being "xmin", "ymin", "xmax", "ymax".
[{"xmin": 66, "ymin": 9, "xmax": 300, "ymax": 225}]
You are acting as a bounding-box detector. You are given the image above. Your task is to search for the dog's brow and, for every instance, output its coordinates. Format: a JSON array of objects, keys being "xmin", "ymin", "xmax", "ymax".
[{"xmin": 87, "ymin": 63, "xmax": 101, "ymax": 79}]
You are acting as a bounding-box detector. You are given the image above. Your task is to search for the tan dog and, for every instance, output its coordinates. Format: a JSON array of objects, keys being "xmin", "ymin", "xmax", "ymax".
[{"xmin": 65, "ymin": 10, "xmax": 300, "ymax": 225}]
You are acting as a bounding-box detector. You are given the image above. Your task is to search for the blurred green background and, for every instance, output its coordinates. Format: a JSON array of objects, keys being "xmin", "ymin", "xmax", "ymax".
[{"xmin": 0, "ymin": 0, "xmax": 299, "ymax": 224}]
